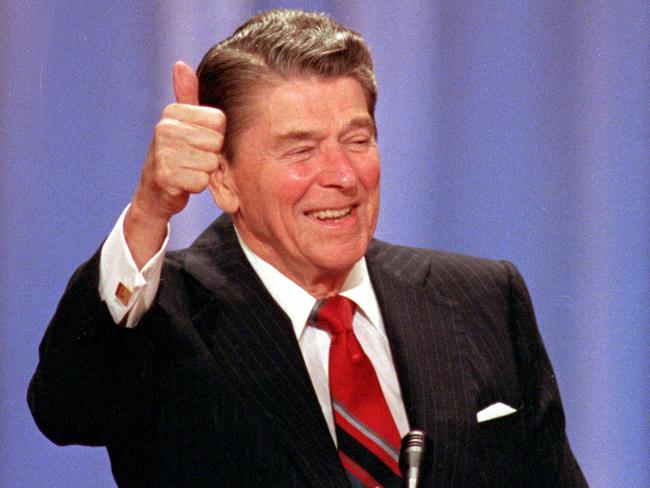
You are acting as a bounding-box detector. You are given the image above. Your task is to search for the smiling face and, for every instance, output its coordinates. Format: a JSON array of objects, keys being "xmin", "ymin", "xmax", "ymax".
[{"xmin": 210, "ymin": 76, "xmax": 380, "ymax": 296}]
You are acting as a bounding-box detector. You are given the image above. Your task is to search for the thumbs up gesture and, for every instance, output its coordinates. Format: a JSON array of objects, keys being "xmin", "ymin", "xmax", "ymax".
[{"xmin": 125, "ymin": 62, "xmax": 226, "ymax": 267}]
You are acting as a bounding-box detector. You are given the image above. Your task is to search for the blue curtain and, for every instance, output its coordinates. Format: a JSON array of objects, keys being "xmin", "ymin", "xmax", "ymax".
[{"xmin": 2, "ymin": 1, "xmax": 647, "ymax": 486}]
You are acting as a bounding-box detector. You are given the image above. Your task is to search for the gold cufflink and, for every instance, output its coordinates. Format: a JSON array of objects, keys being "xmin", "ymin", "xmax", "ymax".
[{"xmin": 115, "ymin": 282, "xmax": 132, "ymax": 306}]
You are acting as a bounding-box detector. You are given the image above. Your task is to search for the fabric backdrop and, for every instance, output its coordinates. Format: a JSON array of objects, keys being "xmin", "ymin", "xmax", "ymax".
[{"xmin": 1, "ymin": 1, "xmax": 647, "ymax": 487}]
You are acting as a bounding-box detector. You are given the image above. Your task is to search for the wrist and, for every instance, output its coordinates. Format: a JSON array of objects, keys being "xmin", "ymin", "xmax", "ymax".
[
  {"xmin": 129, "ymin": 186, "xmax": 173, "ymax": 226},
  {"xmin": 123, "ymin": 196, "xmax": 169, "ymax": 270},
  {"xmin": 125, "ymin": 202, "xmax": 167, "ymax": 236}
]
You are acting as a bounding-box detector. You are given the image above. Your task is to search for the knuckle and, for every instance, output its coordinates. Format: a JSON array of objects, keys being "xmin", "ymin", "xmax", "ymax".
[
  {"xmin": 165, "ymin": 186, "xmax": 181, "ymax": 198},
  {"xmin": 161, "ymin": 103, "xmax": 181, "ymax": 118},
  {"xmin": 208, "ymin": 153, "xmax": 221, "ymax": 171},
  {"xmin": 153, "ymin": 145, "xmax": 170, "ymax": 164},
  {"xmin": 154, "ymin": 166, "xmax": 170, "ymax": 185},
  {"xmin": 156, "ymin": 159, "xmax": 179, "ymax": 183},
  {"xmin": 212, "ymin": 109, "xmax": 227, "ymax": 128},
  {"xmin": 214, "ymin": 112, "xmax": 227, "ymax": 132},
  {"xmin": 186, "ymin": 173, "xmax": 208, "ymax": 193},
  {"xmin": 207, "ymin": 134, "xmax": 224, "ymax": 153},
  {"xmin": 195, "ymin": 172, "xmax": 210, "ymax": 191},
  {"xmin": 154, "ymin": 119, "xmax": 176, "ymax": 139},
  {"xmin": 200, "ymin": 107, "xmax": 226, "ymax": 131}
]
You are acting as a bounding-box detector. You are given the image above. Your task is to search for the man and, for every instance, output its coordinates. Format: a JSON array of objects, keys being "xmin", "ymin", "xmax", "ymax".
[{"xmin": 28, "ymin": 9, "xmax": 587, "ymax": 487}]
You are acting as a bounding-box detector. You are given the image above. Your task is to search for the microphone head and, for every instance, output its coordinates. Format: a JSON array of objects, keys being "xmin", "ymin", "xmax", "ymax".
[
  {"xmin": 399, "ymin": 430, "xmax": 427, "ymax": 480},
  {"xmin": 401, "ymin": 430, "xmax": 426, "ymax": 450}
]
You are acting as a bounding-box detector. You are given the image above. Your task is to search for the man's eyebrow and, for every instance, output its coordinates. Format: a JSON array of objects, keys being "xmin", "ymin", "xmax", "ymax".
[
  {"xmin": 271, "ymin": 115, "xmax": 376, "ymax": 148},
  {"xmin": 343, "ymin": 115, "xmax": 375, "ymax": 132},
  {"xmin": 272, "ymin": 129, "xmax": 320, "ymax": 146}
]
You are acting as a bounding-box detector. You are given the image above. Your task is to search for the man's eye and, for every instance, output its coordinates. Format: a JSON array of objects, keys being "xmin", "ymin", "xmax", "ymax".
[
  {"xmin": 346, "ymin": 137, "xmax": 371, "ymax": 149},
  {"xmin": 288, "ymin": 146, "xmax": 313, "ymax": 156}
]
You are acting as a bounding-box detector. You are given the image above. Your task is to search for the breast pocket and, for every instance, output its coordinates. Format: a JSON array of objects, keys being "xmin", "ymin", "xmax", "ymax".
[{"xmin": 471, "ymin": 407, "xmax": 528, "ymax": 486}]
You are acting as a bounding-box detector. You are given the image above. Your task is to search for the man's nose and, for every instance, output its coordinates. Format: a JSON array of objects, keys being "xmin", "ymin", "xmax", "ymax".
[{"xmin": 317, "ymin": 145, "xmax": 358, "ymax": 189}]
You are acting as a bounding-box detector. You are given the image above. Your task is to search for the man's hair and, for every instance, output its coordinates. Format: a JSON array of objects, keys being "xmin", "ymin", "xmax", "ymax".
[{"xmin": 196, "ymin": 9, "xmax": 377, "ymax": 160}]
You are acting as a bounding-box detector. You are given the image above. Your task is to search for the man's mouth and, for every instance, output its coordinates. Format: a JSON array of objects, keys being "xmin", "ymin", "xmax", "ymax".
[{"xmin": 307, "ymin": 207, "xmax": 353, "ymax": 220}]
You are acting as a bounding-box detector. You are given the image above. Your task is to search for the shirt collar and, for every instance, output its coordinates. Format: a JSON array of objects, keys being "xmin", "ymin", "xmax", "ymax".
[{"xmin": 234, "ymin": 227, "xmax": 382, "ymax": 339}]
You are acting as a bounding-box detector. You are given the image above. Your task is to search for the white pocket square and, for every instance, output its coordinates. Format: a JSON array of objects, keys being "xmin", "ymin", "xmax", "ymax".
[{"xmin": 476, "ymin": 402, "xmax": 517, "ymax": 423}]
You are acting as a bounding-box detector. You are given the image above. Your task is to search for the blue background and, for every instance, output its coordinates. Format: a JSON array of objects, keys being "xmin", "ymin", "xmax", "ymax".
[{"xmin": 1, "ymin": 1, "xmax": 648, "ymax": 486}]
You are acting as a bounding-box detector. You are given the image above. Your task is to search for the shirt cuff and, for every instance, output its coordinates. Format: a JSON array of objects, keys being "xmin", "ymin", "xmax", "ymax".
[{"xmin": 99, "ymin": 204, "xmax": 169, "ymax": 328}]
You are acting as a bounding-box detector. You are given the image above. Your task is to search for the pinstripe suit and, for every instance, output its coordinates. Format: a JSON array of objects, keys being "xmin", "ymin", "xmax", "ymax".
[{"xmin": 29, "ymin": 214, "xmax": 587, "ymax": 487}]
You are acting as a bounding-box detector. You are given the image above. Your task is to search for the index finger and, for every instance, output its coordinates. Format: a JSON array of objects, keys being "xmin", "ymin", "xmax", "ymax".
[{"xmin": 161, "ymin": 103, "xmax": 226, "ymax": 133}]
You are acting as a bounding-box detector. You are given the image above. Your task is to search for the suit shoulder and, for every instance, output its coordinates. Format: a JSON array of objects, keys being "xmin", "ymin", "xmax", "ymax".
[{"xmin": 367, "ymin": 239, "xmax": 518, "ymax": 296}]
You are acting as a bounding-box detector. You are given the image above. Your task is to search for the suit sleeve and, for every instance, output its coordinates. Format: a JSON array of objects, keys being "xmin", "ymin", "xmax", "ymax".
[
  {"xmin": 504, "ymin": 261, "xmax": 588, "ymax": 487},
  {"xmin": 27, "ymin": 249, "xmax": 159, "ymax": 447}
]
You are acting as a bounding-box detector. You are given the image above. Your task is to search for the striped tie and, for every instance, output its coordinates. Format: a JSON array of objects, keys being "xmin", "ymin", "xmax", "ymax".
[{"xmin": 317, "ymin": 296, "xmax": 402, "ymax": 488}]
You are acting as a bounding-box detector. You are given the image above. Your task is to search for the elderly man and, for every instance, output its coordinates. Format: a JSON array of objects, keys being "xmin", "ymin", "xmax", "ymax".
[{"xmin": 28, "ymin": 9, "xmax": 587, "ymax": 488}]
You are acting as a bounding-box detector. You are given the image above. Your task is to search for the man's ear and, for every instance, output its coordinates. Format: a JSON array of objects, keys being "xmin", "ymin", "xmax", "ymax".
[{"xmin": 208, "ymin": 156, "xmax": 239, "ymax": 213}]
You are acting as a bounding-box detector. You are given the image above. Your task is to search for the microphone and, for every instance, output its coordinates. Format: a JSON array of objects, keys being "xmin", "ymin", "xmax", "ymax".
[{"xmin": 399, "ymin": 430, "xmax": 427, "ymax": 488}]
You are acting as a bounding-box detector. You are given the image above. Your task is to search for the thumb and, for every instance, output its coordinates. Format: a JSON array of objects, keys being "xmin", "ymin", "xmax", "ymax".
[{"xmin": 172, "ymin": 61, "xmax": 199, "ymax": 105}]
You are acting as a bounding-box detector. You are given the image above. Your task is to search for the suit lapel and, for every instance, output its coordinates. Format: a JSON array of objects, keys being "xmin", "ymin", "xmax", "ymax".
[
  {"xmin": 178, "ymin": 215, "xmax": 346, "ymax": 487},
  {"xmin": 366, "ymin": 240, "xmax": 474, "ymax": 486}
]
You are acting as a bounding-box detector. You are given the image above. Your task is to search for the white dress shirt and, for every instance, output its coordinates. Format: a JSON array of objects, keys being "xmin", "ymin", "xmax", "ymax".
[
  {"xmin": 99, "ymin": 205, "xmax": 168, "ymax": 328},
  {"xmin": 99, "ymin": 206, "xmax": 410, "ymax": 442}
]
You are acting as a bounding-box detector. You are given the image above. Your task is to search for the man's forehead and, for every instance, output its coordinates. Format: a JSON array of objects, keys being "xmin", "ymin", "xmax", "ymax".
[{"xmin": 252, "ymin": 76, "xmax": 373, "ymax": 135}]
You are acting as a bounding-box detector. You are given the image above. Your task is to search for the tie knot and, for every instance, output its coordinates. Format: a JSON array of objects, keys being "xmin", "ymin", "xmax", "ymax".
[{"xmin": 316, "ymin": 295, "xmax": 356, "ymax": 335}]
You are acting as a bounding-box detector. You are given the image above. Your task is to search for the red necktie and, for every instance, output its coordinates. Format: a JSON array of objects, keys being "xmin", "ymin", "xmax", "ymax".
[{"xmin": 316, "ymin": 296, "xmax": 402, "ymax": 487}]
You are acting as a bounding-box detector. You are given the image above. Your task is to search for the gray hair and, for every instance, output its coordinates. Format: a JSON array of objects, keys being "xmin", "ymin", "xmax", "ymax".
[{"xmin": 197, "ymin": 9, "xmax": 377, "ymax": 160}]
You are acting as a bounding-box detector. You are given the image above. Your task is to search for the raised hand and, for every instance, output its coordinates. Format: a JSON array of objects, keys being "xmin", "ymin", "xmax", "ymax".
[{"xmin": 124, "ymin": 61, "xmax": 226, "ymax": 267}]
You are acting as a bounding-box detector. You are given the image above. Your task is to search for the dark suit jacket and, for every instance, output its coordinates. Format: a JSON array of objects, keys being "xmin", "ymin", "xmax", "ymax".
[{"xmin": 29, "ymin": 214, "xmax": 587, "ymax": 487}]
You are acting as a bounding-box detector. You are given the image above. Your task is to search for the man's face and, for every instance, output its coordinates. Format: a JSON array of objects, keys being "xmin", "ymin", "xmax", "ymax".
[{"xmin": 225, "ymin": 76, "xmax": 380, "ymax": 292}]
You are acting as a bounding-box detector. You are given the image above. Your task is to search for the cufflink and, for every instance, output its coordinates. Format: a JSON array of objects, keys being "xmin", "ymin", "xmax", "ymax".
[{"xmin": 115, "ymin": 282, "xmax": 132, "ymax": 306}]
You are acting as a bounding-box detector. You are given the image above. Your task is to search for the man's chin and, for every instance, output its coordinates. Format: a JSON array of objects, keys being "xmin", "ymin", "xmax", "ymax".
[{"xmin": 309, "ymin": 246, "xmax": 368, "ymax": 273}]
